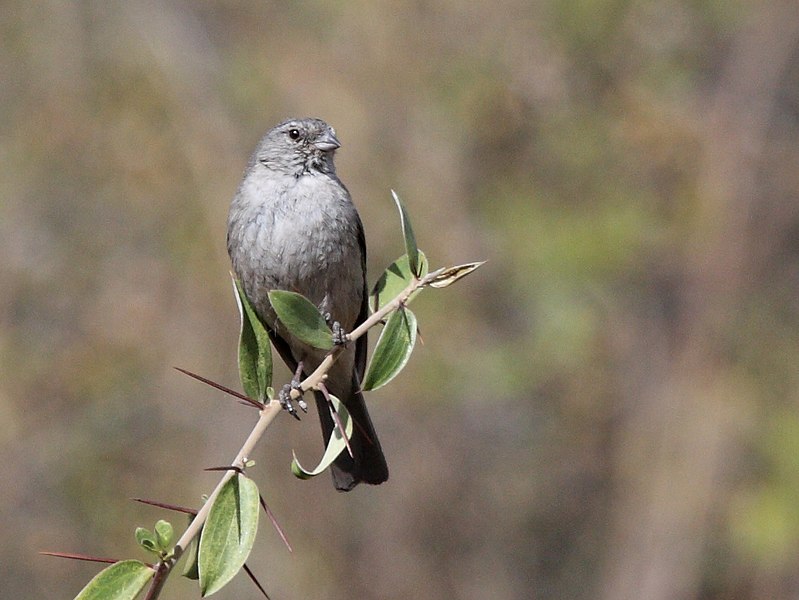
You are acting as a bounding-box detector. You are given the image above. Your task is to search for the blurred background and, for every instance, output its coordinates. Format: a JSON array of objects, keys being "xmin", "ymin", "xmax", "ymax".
[{"xmin": 2, "ymin": 1, "xmax": 799, "ymax": 599}]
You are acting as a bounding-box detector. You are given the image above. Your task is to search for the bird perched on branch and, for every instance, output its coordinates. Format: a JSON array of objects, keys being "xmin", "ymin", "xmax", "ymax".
[{"xmin": 227, "ymin": 117, "xmax": 388, "ymax": 491}]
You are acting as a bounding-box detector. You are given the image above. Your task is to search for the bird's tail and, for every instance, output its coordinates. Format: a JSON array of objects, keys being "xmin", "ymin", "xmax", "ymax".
[{"xmin": 314, "ymin": 387, "xmax": 388, "ymax": 491}]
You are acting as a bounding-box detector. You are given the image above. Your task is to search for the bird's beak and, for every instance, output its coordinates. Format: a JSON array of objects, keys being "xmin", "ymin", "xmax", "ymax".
[{"xmin": 312, "ymin": 129, "xmax": 341, "ymax": 152}]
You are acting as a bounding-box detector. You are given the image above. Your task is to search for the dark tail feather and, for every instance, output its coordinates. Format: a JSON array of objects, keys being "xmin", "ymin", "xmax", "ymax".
[{"xmin": 314, "ymin": 389, "xmax": 388, "ymax": 491}]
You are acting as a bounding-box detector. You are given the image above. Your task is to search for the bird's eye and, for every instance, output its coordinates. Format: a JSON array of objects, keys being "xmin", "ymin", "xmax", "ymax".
[{"xmin": 288, "ymin": 128, "xmax": 301, "ymax": 141}]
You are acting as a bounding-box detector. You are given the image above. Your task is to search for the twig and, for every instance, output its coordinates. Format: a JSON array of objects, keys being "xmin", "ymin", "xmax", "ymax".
[
  {"xmin": 138, "ymin": 274, "xmax": 435, "ymax": 599},
  {"xmin": 142, "ymin": 400, "xmax": 282, "ymax": 599},
  {"xmin": 292, "ymin": 269, "xmax": 443, "ymax": 399}
]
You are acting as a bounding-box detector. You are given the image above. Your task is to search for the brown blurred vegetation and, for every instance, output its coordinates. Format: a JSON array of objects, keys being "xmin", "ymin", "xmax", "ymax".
[{"xmin": 2, "ymin": 1, "xmax": 799, "ymax": 599}]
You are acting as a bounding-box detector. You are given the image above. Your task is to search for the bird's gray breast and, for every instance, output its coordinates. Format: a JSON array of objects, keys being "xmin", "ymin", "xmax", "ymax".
[{"xmin": 227, "ymin": 168, "xmax": 364, "ymax": 334}]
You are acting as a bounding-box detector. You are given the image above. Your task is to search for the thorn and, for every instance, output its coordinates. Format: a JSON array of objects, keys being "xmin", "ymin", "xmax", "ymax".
[
  {"xmin": 174, "ymin": 367, "xmax": 263, "ymax": 409},
  {"xmin": 259, "ymin": 494, "xmax": 293, "ymax": 553},
  {"xmin": 204, "ymin": 465, "xmax": 245, "ymax": 475},
  {"xmin": 243, "ymin": 563, "xmax": 271, "ymax": 599},
  {"xmin": 131, "ymin": 498, "xmax": 197, "ymax": 516},
  {"xmin": 40, "ymin": 551, "xmax": 142, "ymax": 566}
]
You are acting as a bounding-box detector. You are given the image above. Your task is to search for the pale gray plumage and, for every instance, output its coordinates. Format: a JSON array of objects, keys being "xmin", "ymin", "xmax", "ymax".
[{"xmin": 227, "ymin": 118, "xmax": 388, "ymax": 491}]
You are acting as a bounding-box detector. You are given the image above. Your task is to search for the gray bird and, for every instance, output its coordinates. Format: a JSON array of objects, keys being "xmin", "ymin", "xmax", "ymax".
[{"xmin": 227, "ymin": 117, "xmax": 388, "ymax": 491}]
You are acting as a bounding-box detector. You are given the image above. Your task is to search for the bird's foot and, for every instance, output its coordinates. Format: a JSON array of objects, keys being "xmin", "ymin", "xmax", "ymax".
[
  {"xmin": 321, "ymin": 311, "xmax": 349, "ymax": 346},
  {"xmin": 331, "ymin": 320, "xmax": 349, "ymax": 346},
  {"xmin": 278, "ymin": 384, "xmax": 301, "ymax": 420},
  {"xmin": 279, "ymin": 362, "xmax": 308, "ymax": 420}
]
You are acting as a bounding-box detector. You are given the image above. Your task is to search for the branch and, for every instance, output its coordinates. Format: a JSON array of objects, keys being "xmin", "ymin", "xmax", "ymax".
[
  {"xmin": 143, "ymin": 400, "xmax": 282, "ymax": 599},
  {"xmin": 293, "ymin": 267, "xmax": 444, "ymax": 396},
  {"xmin": 140, "ymin": 272, "xmax": 437, "ymax": 599}
]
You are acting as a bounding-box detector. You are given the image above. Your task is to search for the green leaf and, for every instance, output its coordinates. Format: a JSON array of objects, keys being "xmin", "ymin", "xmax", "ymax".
[
  {"xmin": 233, "ymin": 276, "xmax": 272, "ymax": 401},
  {"xmin": 134, "ymin": 528, "xmax": 158, "ymax": 555},
  {"xmin": 268, "ymin": 290, "xmax": 333, "ymax": 350},
  {"xmin": 392, "ymin": 190, "xmax": 421, "ymax": 277},
  {"xmin": 362, "ymin": 307, "xmax": 417, "ymax": 391},
  {"xmin": 181, "ymin": 514, "xmax": 200, "ymax": 580},
  {"xmin": 74, "ymin": 560, "xmax": 154, "ymax": 600},
  {"xmin": 154, "ymin": 520, "xmax": 173, "ymax": 551},
  {"xmin": 291, "ymin": 395, "xmax": 353, "ymax": 479},
  {"xmin": 199, "ymin": 474, "xmax": 260, "ymax": 596},
  {"xmin": 370, "ymin": 251, "xmax": 428, "ymax": 311},
  {"xmin": 427, "ymin": 261, "xmax": 485, "ymax": 288}
]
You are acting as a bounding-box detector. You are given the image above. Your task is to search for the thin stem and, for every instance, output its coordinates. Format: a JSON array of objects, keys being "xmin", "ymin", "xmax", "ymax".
[
  {"xmin": 141, "ymin": 273, "xmax": 435, "ymax": 599},
  {"xmin": 143, "ymin": 400, "xmax": 282, "ymax": 599},
  {"xmin": 295, "ymin": 268, "xmax": 443, "ymax": 397}
]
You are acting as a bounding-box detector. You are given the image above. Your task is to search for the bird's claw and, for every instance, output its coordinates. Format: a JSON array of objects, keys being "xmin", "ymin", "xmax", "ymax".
[
  {"xmin": 278, "ymin": 384, "xmax": 300, "ymax": 420},
  {"xmin": 279, "ymin": 379, "xmax": 307, "ymax": 420},
  {"xmin": 321, "ymin": 310, "xmax": 349, "ymax": 346},
  {"xmin": 290, "ymin": 365, "xmax": 308, "ymax": 413},
  {"xmin": 331, "ymin": 321, "xmax": 349, "ymax": 346}
]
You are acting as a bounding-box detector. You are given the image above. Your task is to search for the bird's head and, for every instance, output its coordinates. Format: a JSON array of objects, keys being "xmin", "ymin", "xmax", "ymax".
[{"xmin": 254, "ymin": 117, "xmax": 340, "ymax": 177}]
